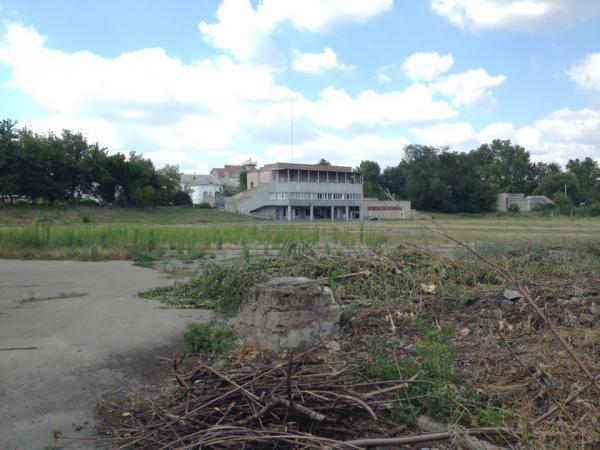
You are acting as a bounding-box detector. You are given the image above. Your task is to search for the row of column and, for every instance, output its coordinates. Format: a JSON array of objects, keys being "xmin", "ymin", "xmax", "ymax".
[{"xmin": 286, "ymin": 205, "xmax": 353, "ymax": 221}]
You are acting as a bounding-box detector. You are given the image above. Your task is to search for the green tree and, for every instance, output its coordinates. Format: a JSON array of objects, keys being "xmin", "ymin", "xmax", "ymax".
[
  {"xmin": 471, "ymin": 139, "xmax": 539, "ymax": 194},
  {"xmin": 317, "ymin": 158, "xmax": 331, "ymax": 165},
  {"xmin": 402, "ymin": 145, "xmax": 447, "ymax": 211},
  {"xmin": 356, "ymin": 160, "xmax": 381, "ymax": 198},
  {"xmin": 566, "ymin": 158, "xmax": 600, "ymax": 205},
  {"xmin": 155, "ymin": 164, "xmax": 181, "ymax": 205},
  {"xmin": 552, "ymin": 192, "xmax": 573, "ymax": 215},
  {"xmin": 239, "ymin": 171, "xmax": 247, "ymax": 191},
  {"xmin": 133, "ymin": 185, "xmax": 156, "ymax": 207},
  {"xmin": 534, "ymin": 172, "xmax": 581, "ymax": 205},
  {"xmin": 0, "ymin": 119, "xmax": 20, "ymax": 203},
  {"xmin": 381, "ymin": 164, "xmax": 407, "ymax": 199}
]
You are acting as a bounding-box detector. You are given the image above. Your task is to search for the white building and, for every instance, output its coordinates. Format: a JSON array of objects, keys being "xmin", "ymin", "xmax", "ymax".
[
  {"xmin": 179, "ymin": 174, "xmax": 224, "ymax": 207},
  {"xmin": 226, "ymin": 162, "xmax": 411, "ymax": 220}
]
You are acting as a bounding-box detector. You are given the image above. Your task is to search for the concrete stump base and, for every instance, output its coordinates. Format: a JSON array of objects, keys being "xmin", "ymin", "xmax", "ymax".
[{"xmin": 236, "ymin": 277, "xmax": 340, "ymax": 353}]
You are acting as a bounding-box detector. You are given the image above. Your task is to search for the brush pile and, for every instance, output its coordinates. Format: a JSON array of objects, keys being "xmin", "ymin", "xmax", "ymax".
[
  {"xmin": 142, "ymin": 243, "xmax": 501, "ymax": 314},
  {"xmin": 99, "ymin": 347, "xmax": 462, "ymax": 449}
]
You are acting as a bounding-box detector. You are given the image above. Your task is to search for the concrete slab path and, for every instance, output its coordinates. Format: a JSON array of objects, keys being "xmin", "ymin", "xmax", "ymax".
[{"xmin": 0, "ymin": 260, "xmax": 212, "ymax": 449}]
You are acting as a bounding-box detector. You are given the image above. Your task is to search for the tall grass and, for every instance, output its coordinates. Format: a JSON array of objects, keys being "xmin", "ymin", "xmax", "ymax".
[{"xmin": 0, "ymin": 223, "xmax": 385, "ymax": 260}]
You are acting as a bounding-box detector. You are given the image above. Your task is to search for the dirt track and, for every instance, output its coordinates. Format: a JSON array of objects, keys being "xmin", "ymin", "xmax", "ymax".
[{"xmin": 0, "ymin": 260, "xmax": 212, "ymax": 450}]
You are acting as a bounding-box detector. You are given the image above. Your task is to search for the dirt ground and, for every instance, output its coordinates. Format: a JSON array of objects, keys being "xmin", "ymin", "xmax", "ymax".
[{"xmin": 0, "ymin": 259, "xmax": 212, "ymax": 450}]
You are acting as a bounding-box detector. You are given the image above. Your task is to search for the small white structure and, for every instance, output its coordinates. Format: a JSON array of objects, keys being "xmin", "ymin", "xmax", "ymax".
[
  {"xmin": 496, "ymin": 193, "xmax": 554, "ymax": 212},
  {"xmin": 179, "ymin": 174, "xmax": 224, "ymax": 206}
]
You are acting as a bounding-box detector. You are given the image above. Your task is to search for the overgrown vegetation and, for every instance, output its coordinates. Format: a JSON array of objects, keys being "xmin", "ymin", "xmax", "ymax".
[
  {"xmin": 183, "ymin": 322, "xmax": 236, "ymax": 355},
  {"xmin": 0, "ymin": 223, "xmax": 385, "ymax": 260},
  {"xmin": 144, "ymin": 241, "xmax": 600, "ymax": 317},
  {"xmin": 362, "ymin": 321, "xmax": 509, "ymax": 428},
  {"xmin": 142, "ymin": 243, "xmax": 501, "ymax": 314}
]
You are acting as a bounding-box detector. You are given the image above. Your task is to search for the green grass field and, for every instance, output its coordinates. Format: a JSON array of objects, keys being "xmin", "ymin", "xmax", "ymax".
[{"xmin": 0, "ymin": 205, "xmax": 599, "ymax": 260}]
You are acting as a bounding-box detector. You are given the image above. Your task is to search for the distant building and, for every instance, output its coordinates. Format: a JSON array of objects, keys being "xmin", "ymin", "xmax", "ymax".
[
  {"xmin": 210, "ymin": 159, "xmax": 257, "ymax": 188},
  {"xmin": 363, "ymin": 198, "xmax": 411, "ymax": 220},
  {"xmin": 179, "ymin": 174, "xmax": 224, "ymax": 207},
  {"xmin": 225, "ymin": 162, "xmax": 411, "ymax": 220},
  {"xmin": 496, "ymin": 193, "xmax": 554, "ymax": 212}
]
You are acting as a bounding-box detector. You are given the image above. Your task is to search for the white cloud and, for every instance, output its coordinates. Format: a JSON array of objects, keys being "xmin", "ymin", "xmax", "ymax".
[
  {"xmin": 302, "ymin": 85, "xmax": 456, "ymax": 129},
  {"xmin": 432, "ymin": 68, "xmax": 506, "ymax": 107},
  {"xmin": 535, "ymin": 108, "xmax": 600, "ymax": 144},
  {"xmin": 475, "ymin": 122, "xmax": 543, "ymax": 153},
  {"xmin": 199, "ymin": 0, "xmax": 393, "ymax": 65},
  {"xmin": 475, "ymin": 108, "xmax": 600, "ymax": 164},
  {"xmin": 568, "ymin": 53, "xmax": 600, "ymax": 91},
  {"xmin": 291, "ymin": 47, "xmax": 354, "ymax": 74},
  {"xmin": 430, "ymin": 0, "xmax": 600, "ymax": 31},
  {"xmin": 402, "ymin": 52, "xmax": 454, "ymax": 82},
  {"xmin": 376, "ymin": 64, "xmax": 395, "ymax": 83},
  {"xmin": 266, "ymin": 132, "xmax": 409, "ymax": 167},
  {"xmin": 410, "ymin": 122, "xmax": 475, "ymax": 148},
  {"xmin": 0, "ymin": 22, "xmax": 299, "ymax": 156}
]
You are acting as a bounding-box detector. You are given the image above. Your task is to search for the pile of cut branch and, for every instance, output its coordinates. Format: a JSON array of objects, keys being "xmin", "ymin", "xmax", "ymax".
[{"xmin": 100, "ymin": 348, "xmax": 516, "ymax": 449}]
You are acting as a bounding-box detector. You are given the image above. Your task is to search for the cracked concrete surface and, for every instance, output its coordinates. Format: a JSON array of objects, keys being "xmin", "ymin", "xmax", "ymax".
[{"xmin": 0, "ymin": 260, "xmax": 212, "ymax": 449}]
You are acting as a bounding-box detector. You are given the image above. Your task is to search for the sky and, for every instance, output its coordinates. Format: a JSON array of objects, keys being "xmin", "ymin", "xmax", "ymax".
[{"xmin": 0, "ymin": 0, "xmax": 599, "ymax": 174}]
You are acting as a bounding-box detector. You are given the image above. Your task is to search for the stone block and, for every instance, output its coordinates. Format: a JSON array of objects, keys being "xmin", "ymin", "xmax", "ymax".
[{"xmin": 236, "ymin": 277, "xmax": 340, "ymax": 353}]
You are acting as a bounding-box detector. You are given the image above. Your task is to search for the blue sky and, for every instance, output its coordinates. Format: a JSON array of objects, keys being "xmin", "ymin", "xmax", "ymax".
[{"xmin": 1, "ymin": 0, "xmax": 599, "ymax": 173}]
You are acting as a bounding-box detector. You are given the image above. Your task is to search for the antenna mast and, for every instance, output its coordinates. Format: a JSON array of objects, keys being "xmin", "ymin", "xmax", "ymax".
[{"xmin": 290, "ymin": 97, "xmax": 295, "ymax": 163}]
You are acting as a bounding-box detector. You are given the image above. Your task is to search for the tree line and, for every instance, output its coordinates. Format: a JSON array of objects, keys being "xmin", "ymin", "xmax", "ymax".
[
  {"xmin": 0, "ymin": 119, "xmax": 191, "ymax": 207},
  {"xmin": 2, "ymin": 117, "xmax": 599, "ymax": 213},
  {"xmin": 354, "ymin": 140, "xmax": 600, "ymax": 214}
]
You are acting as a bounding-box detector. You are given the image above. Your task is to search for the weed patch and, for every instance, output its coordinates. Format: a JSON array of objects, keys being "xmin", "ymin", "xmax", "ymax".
[
  {"xmin": 362, "ymin": 321, "xmax": 509, "ymax": 428},
  {"xmin": 183, "ymin": 322, "xmax": 236, "ymax": 355},
  {"xmin": 21, "ymin": 291, "xmax": 88, "ymax": 303}
]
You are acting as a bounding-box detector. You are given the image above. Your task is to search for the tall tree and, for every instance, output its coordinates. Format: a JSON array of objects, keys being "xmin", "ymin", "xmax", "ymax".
[
  {"xmin": 0, "ymin": 119, "xmax": 20, "ymax": 203},
  {"xmin": 356, "ymin": 160, "xmax": 381, "ymax": 198},
  {"xmin": 471, "ymin": 139, "xmax": 539, "ymax": 194},
  {"xmin": 239, "ymin": 171, "xmax": 247, "ymax": 191}
]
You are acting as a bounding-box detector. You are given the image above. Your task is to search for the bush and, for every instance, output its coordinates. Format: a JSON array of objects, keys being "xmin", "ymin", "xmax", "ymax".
[
  {"xmin": 133, "ymin": 186, "xmax": 156, "ymax": 207},
  {"xmin": 585, "ymin": 201, "xmax": 600, "ymax": 217},
  {"xmin": 507, "ymin": 204, "xmax": 520, "ymax": 213},
  {"xmin": 552, "ymin": 192, "xmax": 573, "ymax": 215},
  {"xmin": 534, "ymin": 203, "xmax": 556, "ymax": 216},
  {"xmin": 81, "ymin": 214, "xmax": 91, "ymax": 223},
  {"xmin": 79, "ymin": 198, "xmax": 100, "ymax": 206},
  {"xmin": 173, "ymin": 190, "xmax": 192, "ymax": 206},
  {"xmin": 196, "ymin": 202, "xmax": 212, "ymax": 209},
  {"xmin": 183, "ymin": 322, "xmax": 236, "ymax": 355}
]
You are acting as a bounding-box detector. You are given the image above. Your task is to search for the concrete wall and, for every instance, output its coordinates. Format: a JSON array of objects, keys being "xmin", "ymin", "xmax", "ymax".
[
  {"xmin": 363, "ymin": 199, "xmax": 411, "ymax": 219},
  {"xmin": 496, "ymin": 193, "xmax": 553, "ymax": 212}
]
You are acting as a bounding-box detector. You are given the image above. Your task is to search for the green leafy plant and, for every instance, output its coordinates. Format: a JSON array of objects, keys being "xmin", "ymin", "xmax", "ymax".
[
  {"xmin": 363, "ymin": 321, "xmax": 508, "ymax": 428},
  {"xmin": 183, "ymin": 322, "xmax": 236, "ymax": 355}
]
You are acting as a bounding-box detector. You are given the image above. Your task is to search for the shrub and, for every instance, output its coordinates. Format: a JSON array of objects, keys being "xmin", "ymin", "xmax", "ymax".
[
  {"xmin": 173, "ymin": 190, "xmax": 192, "ymax": 206},
  {"xmin": 552, "ymin": 192, "xmax": 573, "ymax": 215},
  {"xmin": 133, "ymin": 186, "xmax": 156, "ymax": 207},
  {"xmin": 183, "ymin": 322, "xmax": 236, "ymax": 355},
  {"xmin": 81, "ymin": 214, "xmax": 91, "ymax": 223},
  {"xmin": 534, "ymin": 203, "xmax": 556, "ymax": 216},
  {"xmin": 586, "ymin": 201, "xmax": 600, "ymax": 217},
  {"xmin": 196, "ymin": 202, "xmax": 212, "ymax": 209},
  {"xmin": 507, "ymin": 204, "xmax": 520, "ymax": 213}
]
